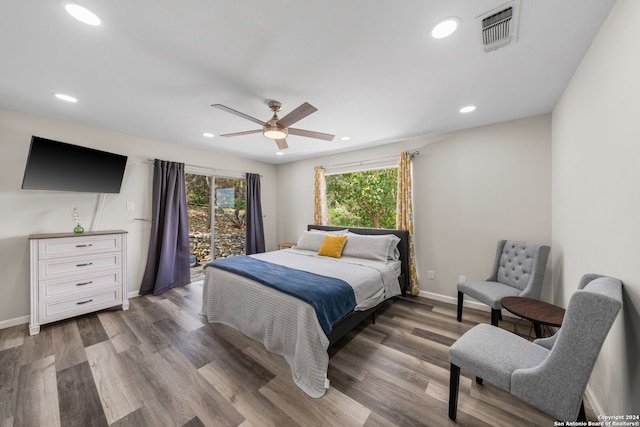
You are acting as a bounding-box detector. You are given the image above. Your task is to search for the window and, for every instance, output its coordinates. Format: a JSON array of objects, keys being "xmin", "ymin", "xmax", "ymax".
[{"xmin": 325, "ymin": 167, "xmax": 398, "ymax": 229}]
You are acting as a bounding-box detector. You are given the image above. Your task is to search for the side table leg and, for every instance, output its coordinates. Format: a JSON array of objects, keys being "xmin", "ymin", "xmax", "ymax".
[{"xmin": 533, "ymin": 322, "xmax": 543, "ymax": 338}]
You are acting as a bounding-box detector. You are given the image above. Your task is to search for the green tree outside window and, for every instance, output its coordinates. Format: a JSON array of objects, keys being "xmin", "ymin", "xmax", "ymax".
[{"xmin": 325, "ymin": 168, "xmax": 398, "ymax": 229}]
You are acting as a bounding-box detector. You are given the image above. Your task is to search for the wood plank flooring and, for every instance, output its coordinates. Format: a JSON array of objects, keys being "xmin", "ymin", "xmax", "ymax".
[{"xmin": 0, "ymin": 282, "xmax": 596, "ymax": 426}]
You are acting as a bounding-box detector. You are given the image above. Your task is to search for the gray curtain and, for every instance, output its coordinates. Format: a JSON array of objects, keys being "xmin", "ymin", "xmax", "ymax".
[
  {"xmin": 245, "ymin": 173, "xmax": 265, "ymax": 254},
  {"xmin": 140, "ymin": 160, "xmax": 190, "ymax": 295}
]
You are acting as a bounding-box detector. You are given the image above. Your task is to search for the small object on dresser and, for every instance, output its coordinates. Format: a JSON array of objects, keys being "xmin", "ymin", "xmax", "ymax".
[{"xmin": 72, "ymin": 207, "xmax": 84, "ymax": 233}]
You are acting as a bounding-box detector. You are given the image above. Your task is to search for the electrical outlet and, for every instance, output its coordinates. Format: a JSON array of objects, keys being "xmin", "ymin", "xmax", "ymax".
[
  {"xmin": 427, "ymin": 270, "xmax": 435, "ymax": 280},
  {"xmin": 126, "ymin": 201, "xmax": 135, "ymax": 212},
  {"xmin": 458, "ymin": 275, "xmax": 466, "ymax": 284}
]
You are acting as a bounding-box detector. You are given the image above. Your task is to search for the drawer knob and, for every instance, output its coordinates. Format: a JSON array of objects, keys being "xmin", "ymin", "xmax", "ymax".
[
  {"xmin": 76, "ymin": 299, "xmax": 93, "ymax": 305},
  {"xmin": 76, "ymin": 281, "xmax": 93, "ymax": 286},
  {"xmin": 76, "ymin": 262, "xmax": 94, "ymax": 267},
  {"xmin": 75, "ymin": 244, "xmax": 93, "ymax": 248}
]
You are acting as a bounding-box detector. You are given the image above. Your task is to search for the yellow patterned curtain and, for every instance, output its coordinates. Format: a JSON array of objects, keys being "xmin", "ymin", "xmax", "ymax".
[
  {"xmin": 313, "ymin": 166, "xmax": 328, "ymax": 225},
  {"xmin": 397, "ymin": 152, "xmax": 419, "ymax": 295}
]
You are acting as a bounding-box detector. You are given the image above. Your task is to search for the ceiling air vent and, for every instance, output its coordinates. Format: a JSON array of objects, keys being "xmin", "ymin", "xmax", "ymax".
[{"xmin": 479, "ymin": 2, "xmax": 519, "ymax": 52}]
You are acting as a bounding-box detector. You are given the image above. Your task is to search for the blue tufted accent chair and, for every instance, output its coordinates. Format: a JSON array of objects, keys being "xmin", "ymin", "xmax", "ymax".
[{"xmin": 457, "ymin": 240, "xmax": 550, "ymax": 326}]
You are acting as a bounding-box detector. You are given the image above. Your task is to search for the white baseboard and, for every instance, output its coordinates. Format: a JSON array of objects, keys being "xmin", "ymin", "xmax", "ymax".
[
  {"xmin": 0, "ymin": 315, "xmax": 29, "ymax": 329},
  {"xmin": 417, "ymin": 290, "xmax": 520, "ymax": 320},
  {"xmin": 584, "ymin": 386, "xmax": 603, "ymax": 418},
  {"xmin": 418, "ymin": 290, "xmax": 467, "ymax": 306}
]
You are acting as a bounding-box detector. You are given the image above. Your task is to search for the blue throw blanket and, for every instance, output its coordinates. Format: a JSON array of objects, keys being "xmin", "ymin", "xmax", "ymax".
[{"xmin": 206, "ymin": 255, "xmax": 356, "ymax": 335}]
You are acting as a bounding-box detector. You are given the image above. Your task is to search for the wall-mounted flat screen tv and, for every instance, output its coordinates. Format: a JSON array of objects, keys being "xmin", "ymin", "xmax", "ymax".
[{"xmin": 21, "ymin": 136, "xmax": 128, "ymax": 193}]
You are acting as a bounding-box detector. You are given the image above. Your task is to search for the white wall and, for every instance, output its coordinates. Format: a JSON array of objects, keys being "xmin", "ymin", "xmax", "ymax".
[
  {"xmin": 414, "ymin": 115, "xmax": 552, "ymax": 301},
  {"xmin": 0, "ymin": 108, "xmax": 277, "ymax": 327},
  {"xmin": 552, "ymin": 0, "xmax": 640, "ymax": 415},
  {"xmin": 277, "ymin": 114, "xmax": 552, "ymax": 303}
]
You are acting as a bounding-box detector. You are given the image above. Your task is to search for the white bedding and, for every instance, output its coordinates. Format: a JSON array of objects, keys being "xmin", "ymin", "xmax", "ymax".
[
  {"xmin": 253, "ymin": 248, "xmax": 401, "ymax": 310},
  {"xmin": 200, "ymin": 249, "xmax": 401, "ymax": 397}
]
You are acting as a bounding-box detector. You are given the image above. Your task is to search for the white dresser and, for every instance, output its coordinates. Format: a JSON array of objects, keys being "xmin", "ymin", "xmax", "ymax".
[{"xmin": 28, "ymin": 230, "xmax": 129, "ymax": 335}]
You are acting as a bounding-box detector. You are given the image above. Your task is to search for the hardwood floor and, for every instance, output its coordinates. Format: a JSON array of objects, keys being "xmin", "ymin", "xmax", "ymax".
[{"xmin": 0, "ymin": 282, "xmax": 596, "ymax": 426}]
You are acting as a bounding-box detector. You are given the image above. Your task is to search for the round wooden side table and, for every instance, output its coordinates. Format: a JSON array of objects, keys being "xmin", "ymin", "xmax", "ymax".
[{"xmin": 501, "ymin": 296, "xmax": 565, "ymax": 338}]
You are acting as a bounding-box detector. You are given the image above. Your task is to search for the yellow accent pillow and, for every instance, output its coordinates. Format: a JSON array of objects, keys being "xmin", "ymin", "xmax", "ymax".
[{"xmin": 317, "ymin": 234, "xmax": 348, "ymax": 258}]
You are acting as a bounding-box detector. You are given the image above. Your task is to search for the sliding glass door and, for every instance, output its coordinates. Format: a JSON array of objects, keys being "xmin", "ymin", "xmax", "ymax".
[
  {"xmin": 185, "ymin": 173, "xmax": 246, "ymax": 280},
  {"xmin": 213, "ymin": 177, "xmax": 246, "ymax": 259}
]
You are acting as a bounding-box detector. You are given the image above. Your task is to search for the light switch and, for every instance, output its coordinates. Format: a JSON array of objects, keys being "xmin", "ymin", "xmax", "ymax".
[{"xmin": 126, "ymin": 201, "xmax": 134, "ymax": 211}]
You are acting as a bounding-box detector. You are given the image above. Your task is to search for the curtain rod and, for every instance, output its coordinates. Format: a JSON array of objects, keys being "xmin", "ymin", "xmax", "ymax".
[
  {"xmin": 145, "ymin": 158, "xmax": 262, "ymax": 177},
  {"xmin": 321, "ymin": 151, "xmax": 419, "ymax": 170}
]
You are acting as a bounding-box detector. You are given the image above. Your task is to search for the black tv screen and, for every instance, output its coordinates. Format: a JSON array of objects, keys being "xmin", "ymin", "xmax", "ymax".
[{"xmin": 21, "ymin": 136, "xmax": 128, "ymax": 193}]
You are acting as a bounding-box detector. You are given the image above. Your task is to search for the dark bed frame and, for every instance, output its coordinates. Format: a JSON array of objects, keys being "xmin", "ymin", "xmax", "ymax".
[{"xmin": 307, "ymin": 225, "xmax": 410, "ymax": 346}]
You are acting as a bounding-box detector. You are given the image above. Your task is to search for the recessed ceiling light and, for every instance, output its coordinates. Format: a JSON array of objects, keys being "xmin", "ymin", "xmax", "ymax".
[
  {"xmin": 202, "ymin": 132, "xmax": 215, "ymax": 138},
  {"xmin": 460, "ymin": 105, "xmax": 476, "ymax": 113},
  {"xmin": 340, "ymin": 136, "xmax": 351, "ymax": 141},
  {"xmin": 431, "ymin": 17, "xmax": 460, "ymax": 39},
  {"xmin": 54, "ymin": 93, "xmax": 78, "ymax": 103},
  {"xmin": 275, "ymin": 151, "xmax": 284, "ymax": 156},
  {"xmin": 63, "ymin": 2, "xmax": 101, "ymax": 26}
]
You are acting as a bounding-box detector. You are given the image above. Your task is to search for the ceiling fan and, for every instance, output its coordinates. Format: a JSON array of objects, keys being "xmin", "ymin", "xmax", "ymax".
[{"xmin": 212, "ymin": 100, "xmax": 335, "ymax": 150}]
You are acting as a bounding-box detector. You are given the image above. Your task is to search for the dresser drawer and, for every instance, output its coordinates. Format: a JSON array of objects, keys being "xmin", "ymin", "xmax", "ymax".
[
  {"xmin": 39, "ymin": 234, "xmax": 122, "ymax": 259},
  {"xmin": 39, "ymin": 288, "xmax": 121, "ymax": 322},
  {"xmin": 39, "ymin": 270, "xmax": 121, "ymax": 298},
  {"xmin": 39, "ymin": 252, "xmax": 121, "ymax": 279}
]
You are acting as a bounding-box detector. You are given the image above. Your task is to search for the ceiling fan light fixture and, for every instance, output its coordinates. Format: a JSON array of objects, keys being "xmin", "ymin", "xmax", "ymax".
[{"xmin": 263, "ymin": 126, "xmax": 287, "ymax": 140}]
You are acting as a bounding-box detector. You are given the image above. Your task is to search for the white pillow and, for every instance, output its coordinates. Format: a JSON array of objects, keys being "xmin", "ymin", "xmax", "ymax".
[
  {"xmin": 366, "ymin": 233, "xmax": 401, "ymax": 260},
  {"xmin": 310, "ymin": 228, "xmax": 349, "ymax": 235},
  {"xmin": 295, "ymin": 231, "xmax": 331, "ymax": 251},
  {"xmin": 342, "ymin": 233, "xmax": 401, "ymax": 262}
]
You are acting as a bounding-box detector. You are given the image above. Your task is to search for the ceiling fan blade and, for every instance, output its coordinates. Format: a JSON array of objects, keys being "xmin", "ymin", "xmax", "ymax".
[
  {"xmin": 212, "ymin": 104, "xmax": 265, "ymax": 126},
  {"xmin": 220, "ymin": 129, "xmax": 263, "ymax": 137},
  {"xmin": 288, "ymin": 128, "xmax": 335, "ymax": 141},
  {"xmin": 277, "ymin": 102, "xmax": 317, "ymax": 128},
  {"xmin": 275, "ymin": 139, "xmax": 289, "ymax": 150}
]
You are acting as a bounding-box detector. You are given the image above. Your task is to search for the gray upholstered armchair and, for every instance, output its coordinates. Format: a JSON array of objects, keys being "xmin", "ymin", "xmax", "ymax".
[
  {"xmin": 457, "ymin": 240, "xmax": 550, "ymax": 326},
  {"xmin": 448, "ymin": 274, "xmax": 623, "ymax": 422}
]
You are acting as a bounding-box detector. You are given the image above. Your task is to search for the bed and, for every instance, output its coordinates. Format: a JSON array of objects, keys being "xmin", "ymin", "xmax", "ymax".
[{"xmin": 200, "ymin": 225, "xmax": 410, "ymax": 397}]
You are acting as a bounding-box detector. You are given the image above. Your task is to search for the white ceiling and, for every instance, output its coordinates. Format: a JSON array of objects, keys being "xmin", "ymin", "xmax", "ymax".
[{"xmin": 0, "ymin": 0, "xmax": 616, "ymax": 164}]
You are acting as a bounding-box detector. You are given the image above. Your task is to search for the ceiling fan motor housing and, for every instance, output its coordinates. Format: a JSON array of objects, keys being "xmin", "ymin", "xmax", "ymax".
[
  {"xmin": 264, "ymin": 106, "xmax": 288, "ymax": 139},
  {"xmin": 263, "ymin": 114, "xmax": 287, "ymax": 139}
]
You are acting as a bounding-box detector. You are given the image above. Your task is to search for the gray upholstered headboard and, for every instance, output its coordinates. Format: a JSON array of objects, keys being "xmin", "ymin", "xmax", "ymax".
[{"xmin": 307, "ymin": 225, "xmax": 410, "ymax": 296}]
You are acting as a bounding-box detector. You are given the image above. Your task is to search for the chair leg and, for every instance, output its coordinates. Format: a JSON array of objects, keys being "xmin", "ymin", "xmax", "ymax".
[
  {"xmin": 457, "ymin": 292, "xmax": 464, "ymax": 322},
  {"xmin": 449, "ymin": 364, "xmax": 460, "ymax": 420},
  {"xmin": 577, "ymin": 400, "xmax": 586, "ymax": 421},
  {"xmin": 491, "ymin": 309, "xmax": 500, "ymax": 326}
]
